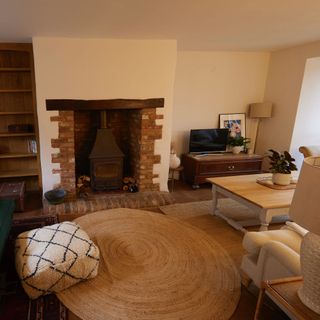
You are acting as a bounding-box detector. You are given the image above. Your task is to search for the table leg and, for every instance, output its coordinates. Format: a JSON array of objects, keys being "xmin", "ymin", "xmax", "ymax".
[
  {"xmin": 211, "ymin": 185, "xmax": 218, "ymax": 216},
  {"xmin": 259, "ymin": 208, "xmax": 273, "ymax": 231}
]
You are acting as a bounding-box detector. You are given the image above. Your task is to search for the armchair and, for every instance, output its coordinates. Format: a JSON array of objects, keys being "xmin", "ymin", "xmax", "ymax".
[
  {"xmin": 240, "ymin": 222, "xmax": 308, "ymax": 287},
  {"xmin": 299, "ymin": 145, "xmax": 320, "ymax": 158}
]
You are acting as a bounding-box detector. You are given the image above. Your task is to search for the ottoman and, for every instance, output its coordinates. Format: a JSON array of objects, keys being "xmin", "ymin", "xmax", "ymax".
[{"xmin": 15, "ymin": 221, "xmax": 100, "ymax": 299}]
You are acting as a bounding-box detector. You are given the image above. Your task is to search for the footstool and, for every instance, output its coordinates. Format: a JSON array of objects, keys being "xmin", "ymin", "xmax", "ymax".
[{"xmin": 15, "ymin": 221, "xmax": 100, "ymax": 299}]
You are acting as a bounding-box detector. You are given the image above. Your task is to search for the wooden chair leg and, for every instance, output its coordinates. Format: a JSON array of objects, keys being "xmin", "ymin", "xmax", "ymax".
[{"xmin": 240, "ymin": 270, "xmax": 252, "ymax": 288}]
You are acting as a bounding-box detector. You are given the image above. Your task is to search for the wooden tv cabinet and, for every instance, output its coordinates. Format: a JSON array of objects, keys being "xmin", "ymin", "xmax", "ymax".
[{"xmin": 181, "ymin": 153, "xmax": 263, "ymax": 188}]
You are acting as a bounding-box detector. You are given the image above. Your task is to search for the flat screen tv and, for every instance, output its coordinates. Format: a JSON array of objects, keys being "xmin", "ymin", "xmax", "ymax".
[{"xmin": 189, "ymin": 128, "xmax": 229, "ymax": 153}]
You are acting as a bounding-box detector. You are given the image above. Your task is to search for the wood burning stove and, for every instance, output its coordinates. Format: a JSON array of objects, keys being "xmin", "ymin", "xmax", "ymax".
[{"xmin": 89, "ymin": 112, "xmax": 124, "ymax": 190}]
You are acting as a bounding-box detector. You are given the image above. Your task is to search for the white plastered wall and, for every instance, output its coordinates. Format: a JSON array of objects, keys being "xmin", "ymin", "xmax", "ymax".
[
  {"xmin": 258, "ymin": 41, "xmax": 320, "ymax": 160},
  {"xmin": 290, "ymin": 57, "xmax": 320, "ymax": 169},
  {"xmin": 32, "ymin": 37, "xmax": 177, "ymax": 193},
  {"xmin": 171, "ymin": 51, "xmax": 270, "ymax": 156}
]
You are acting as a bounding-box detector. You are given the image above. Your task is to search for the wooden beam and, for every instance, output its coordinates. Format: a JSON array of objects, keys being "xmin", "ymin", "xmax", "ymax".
[{"xmin": 46, "ymin": 98, "xmax": 165, "ymax": 111}]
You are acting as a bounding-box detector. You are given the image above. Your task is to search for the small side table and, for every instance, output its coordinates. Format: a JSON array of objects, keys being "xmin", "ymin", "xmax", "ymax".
[
  {"xmin": 168, "ymin": 166, "xmax": 183, "ymax": 192},
  {"xmin": 255, "ymin": 277, "xmax": 320, "ymax": 320}
]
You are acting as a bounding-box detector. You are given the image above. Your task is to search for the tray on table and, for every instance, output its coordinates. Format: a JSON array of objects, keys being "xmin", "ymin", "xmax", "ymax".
[{"xmin": 256, "ymin": 177, "xmax": 297, "ymax": 190}]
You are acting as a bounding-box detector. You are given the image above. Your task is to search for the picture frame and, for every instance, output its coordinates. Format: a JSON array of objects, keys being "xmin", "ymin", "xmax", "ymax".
[{"xmin": 219, "ymin": 113, "xmax": 246, "ymax": 138}]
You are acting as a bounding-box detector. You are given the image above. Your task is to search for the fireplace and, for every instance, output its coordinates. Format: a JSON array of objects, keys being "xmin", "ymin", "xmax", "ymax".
[
  {"xmin": 90, "ymin": 123, "xmax": 124, "ymax": 191},
  {"xmin": 47, "ymin": 98, "xmax": 164, "ymax": 197},
  {"xmin": 90, "ymin": 156, "xmax": 123, "ymax": 190},
  {"xmin": 89, "ymin": 111, "xmax": 124, "ymax": 190}
]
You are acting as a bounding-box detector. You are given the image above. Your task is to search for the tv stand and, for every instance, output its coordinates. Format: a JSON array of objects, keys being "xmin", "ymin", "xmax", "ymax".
[{"xmin": 181, "ymin": 153, "xmax": 263, "ymax": 188}]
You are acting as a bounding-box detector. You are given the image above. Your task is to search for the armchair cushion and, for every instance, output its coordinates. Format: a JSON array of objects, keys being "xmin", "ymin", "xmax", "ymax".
[
  {"xmin": 241, "ymin": 224, "xmax": 306, "ymax": 287},
  {"xmin": 242, "ymin": 228, "xmax": 302, "ymax": 255},
  {"xmin": 284, "ymin": 221, "xmax": 308, "ymax": 237}
]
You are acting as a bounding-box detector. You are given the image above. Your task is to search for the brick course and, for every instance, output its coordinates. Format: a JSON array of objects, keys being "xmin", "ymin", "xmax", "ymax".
[{"xmin": 50, "ymin": 107, "xmax": 162, "ymax": 197}]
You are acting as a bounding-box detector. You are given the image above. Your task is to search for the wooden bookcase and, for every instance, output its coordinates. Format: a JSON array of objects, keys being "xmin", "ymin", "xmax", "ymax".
[{"xmin": 0, "ymin": 43, "xmax": 41, "ymax": 191}]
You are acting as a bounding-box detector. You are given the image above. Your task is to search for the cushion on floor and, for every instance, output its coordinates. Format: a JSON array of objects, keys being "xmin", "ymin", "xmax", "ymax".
[{"xmin": 15, "ymin": 221, "xmax": 100, "ymax": 299}]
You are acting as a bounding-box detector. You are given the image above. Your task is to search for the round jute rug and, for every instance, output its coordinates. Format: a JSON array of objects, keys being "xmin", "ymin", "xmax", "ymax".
[{"xmin": 57, "ymin": 208, "xmax": 240, "ymax": 320}]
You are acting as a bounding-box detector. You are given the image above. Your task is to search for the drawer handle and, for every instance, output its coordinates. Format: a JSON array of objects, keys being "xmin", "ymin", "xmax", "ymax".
[{"xmin": 228, "ymin": 165, "xmax": 235, "ymax": 171}]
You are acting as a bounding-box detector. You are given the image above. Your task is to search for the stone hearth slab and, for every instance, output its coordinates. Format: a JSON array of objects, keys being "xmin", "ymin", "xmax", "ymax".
[{"xmin": 43, "ymin": 191, "xmax": 174, "ymax": 216}]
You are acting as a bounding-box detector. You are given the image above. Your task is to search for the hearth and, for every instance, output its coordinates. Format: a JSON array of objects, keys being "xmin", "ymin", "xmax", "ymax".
[
  {"xmin": 89, "ymin": 111, "xmax": 124, "ymax": 190},
  {"xmin": 47, "ymin": 98, "xmax": 164, "ymax": 196}
]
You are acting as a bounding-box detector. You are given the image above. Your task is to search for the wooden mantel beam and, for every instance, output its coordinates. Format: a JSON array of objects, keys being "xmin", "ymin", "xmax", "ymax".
[{"xmin": 46, "ymin": 98, "xmax": 164, "ymax": 111}]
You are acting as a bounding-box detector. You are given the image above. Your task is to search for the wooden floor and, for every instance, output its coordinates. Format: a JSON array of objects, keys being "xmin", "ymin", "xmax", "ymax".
[
  {"xmin": 166, "ymin": 181, "xmax": 289, "ymax": 320},
  {"xmin": 10, "ymin": 181, "xmax": 289, "ymax": 320}
]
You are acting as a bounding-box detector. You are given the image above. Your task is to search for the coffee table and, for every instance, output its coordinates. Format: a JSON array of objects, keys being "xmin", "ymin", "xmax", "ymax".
[{"xmin": 206, "ymin": 173, "xmax": 295, "ymax": 232}]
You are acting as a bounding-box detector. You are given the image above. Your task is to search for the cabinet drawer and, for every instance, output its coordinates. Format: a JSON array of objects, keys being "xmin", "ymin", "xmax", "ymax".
[{"xmin": 199, "ymin": 160, "xmax": 261, "ymax": 175}]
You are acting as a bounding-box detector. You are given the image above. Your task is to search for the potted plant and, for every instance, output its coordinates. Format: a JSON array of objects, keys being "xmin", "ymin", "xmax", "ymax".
[
  {"xmin": 268, "ymin": 149, "xmax": 297, "ymax": 185},
  {"xmin": 228, "ymin": 136, "xmax": 250, "ymax": 154}
]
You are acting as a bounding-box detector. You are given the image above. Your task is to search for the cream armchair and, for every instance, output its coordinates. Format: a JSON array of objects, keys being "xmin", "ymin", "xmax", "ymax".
[
  {"xmin": 240, "ymin": 222, "xmax": 308, "ymax": 287},
  {"xmin": 299, "ymin": 145, "xmax": 320, "ymax": 158}
]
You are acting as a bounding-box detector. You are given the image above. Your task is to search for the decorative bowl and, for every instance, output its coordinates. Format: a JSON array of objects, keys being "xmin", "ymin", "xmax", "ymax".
[{"xmin": 44, "ymin": 188, "xmax": 67, "ymax": 205}]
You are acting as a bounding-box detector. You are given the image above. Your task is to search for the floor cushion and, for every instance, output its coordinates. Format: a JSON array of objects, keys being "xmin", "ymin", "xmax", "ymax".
[{"xmin": 15, "ymin": 221, "xmax": 100, "ymax": 299}]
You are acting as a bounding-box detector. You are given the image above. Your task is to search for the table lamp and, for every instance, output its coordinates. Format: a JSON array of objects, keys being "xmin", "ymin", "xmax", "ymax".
[
  {"xmin": 248, "ymin": 102, "xmax": 273, "ymax": 152},
  {"xmin": 289, "ymin": 156, "xmax": 320, "ymax": 314}
]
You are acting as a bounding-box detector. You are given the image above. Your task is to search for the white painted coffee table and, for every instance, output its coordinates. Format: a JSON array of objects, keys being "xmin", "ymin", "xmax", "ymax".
[{"xmin": 206, "ymin": 173, "xmax": 295, "ymax": 232}]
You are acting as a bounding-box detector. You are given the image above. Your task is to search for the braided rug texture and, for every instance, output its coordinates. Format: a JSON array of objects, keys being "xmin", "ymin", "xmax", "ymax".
[{"xmin": 57, "ymin": 208, "xmax": 240, "ymax": 320}]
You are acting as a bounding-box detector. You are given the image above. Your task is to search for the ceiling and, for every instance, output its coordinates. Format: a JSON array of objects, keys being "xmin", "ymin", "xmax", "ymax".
[{"xmin": 1, "ymin": 0, "xmax": 320, "ymax": 51}]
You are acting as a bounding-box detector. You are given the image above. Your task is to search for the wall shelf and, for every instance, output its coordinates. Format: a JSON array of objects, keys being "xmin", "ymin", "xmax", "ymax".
[
  {"xmin": 0, "ymin": 89, "xmax": 32, "ymax": 93},
  {"xmin": 0, "ymin": 132, "xmax": 35, "ymax": 137},
  {"xmin": 0, "ymin": 111, "xmax": 34, "ymax": 115},
  {"xmin": 0, "ymin": 67, "xmax": 31, "ymax": 72},
  {"xmin": 0, "ymin": 153, "xmax": 37, "ymax": 159},
  {"xmin": 0, "ymin": 43, "xmax": 42, "ymax": 191},
  {"xmin": 0, "ymin": 169, "xmax": 38, "ymax": 178}
]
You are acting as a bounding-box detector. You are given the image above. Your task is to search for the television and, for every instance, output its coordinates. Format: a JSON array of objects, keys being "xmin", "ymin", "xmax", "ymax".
[{"xmin": 189, "ymin": 128, "xmax": 229, "ymax": 154}]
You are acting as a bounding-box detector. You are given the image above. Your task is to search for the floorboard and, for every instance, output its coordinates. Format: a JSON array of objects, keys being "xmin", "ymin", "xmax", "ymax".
[{"xmin": 3, "ymin": 180, "xmax": 290, "ymax": 319}]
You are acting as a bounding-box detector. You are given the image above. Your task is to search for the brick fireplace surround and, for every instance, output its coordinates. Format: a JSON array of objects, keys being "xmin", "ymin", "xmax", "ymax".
[{"xmin": 47, "ymin": 99, "xmax": 164, "ymax": 199}]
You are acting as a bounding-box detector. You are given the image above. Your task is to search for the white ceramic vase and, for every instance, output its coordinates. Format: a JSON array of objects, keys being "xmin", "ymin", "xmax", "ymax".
[
  {"xmin": 169, "ymin": 153, "xmax": 181, "ymax": 169},
  {"xmin": 232, "ymin": 146, "xmax": 242, "ymax": 154},
  {"xmin": 272, "ymin": 172, "xmax": 291, "ymax": 185}
]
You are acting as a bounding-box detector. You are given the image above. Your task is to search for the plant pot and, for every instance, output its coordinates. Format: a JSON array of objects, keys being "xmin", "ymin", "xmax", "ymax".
[
  {"xmin": 232, "ymin": 146, "xmax": 242, "ymax": 154},
  {"xmin": 169, "ymin": 153, "xmax": 181, "ymax": 169},
  {"xmin": 272, "ymin": 173, "xmax": 291, "ymax": 186}
]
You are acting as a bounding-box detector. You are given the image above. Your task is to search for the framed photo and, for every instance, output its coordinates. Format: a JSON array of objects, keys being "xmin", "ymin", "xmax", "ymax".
[{"xmin": 219, "ymin": 113, "xmax": 246, "ymax": 138}]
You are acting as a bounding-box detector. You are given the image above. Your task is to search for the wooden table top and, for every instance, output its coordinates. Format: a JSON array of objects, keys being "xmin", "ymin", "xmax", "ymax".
[{"xmin": 206, "ymin": 173, "xmax": 295, "ymax": 209}]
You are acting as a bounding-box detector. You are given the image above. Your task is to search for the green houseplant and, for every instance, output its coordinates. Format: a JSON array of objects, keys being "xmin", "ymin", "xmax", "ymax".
[
  {"xmin": 268, "ymin": 149, "xmax": 297, "ymax": 185},
  {"xmin": 228, "ymin": 136, "xmax": 250, "ymax": 154}
]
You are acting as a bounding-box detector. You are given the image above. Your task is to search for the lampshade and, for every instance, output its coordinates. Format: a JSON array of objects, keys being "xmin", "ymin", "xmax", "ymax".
[
  {"xmin": 289, "ymin": 156, "xmax": 320, "ymax": 314},
  {"xmin": 289, "ymin": 156, "xmax": 320, "ymax": 235},
  {"xmin": 248, "ymin": 102, "xmax": 272, "ymax": 118}
]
